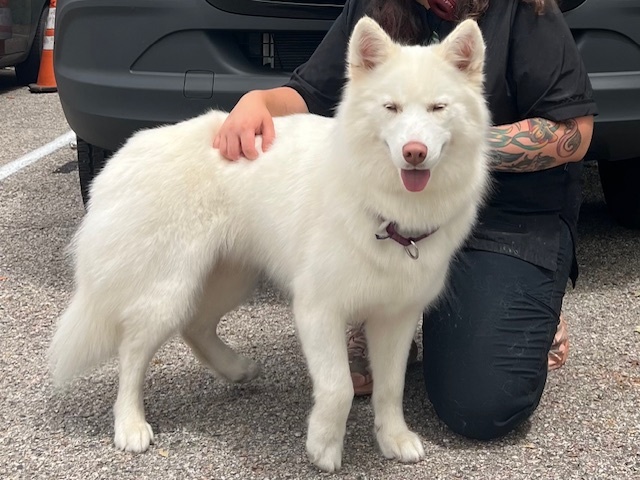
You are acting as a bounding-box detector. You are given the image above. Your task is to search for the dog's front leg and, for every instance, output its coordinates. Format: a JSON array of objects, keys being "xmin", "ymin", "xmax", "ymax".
[
  {"xmin": 294, "ymin": 302, "xmax": 353, "ymax": 472},
  {"xmin": 366, "ymin": 312, "xmax": 425, "ymax": 463}
]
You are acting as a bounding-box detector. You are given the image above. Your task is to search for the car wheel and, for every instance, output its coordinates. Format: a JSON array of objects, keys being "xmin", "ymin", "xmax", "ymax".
[
  {"xmin": 77, "ymin": 137, "xmax": 112, "ymax": 205},
  {"xmin": 15, "ymin": 6, "xmax": 48, "ymax": 86},
  {"xmin": 597, "ymin": 158, "xmax": 640, "ymax": 229}
]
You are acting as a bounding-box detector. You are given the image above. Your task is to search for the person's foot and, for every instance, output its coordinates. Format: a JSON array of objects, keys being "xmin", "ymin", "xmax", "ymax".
[
  {"xmin": 347, "ymin": 325, "xmax": 418, "ymax": 396},
  {"xmin": 548, "ymin": 314, "xmax": 569, "ymax": 371}
]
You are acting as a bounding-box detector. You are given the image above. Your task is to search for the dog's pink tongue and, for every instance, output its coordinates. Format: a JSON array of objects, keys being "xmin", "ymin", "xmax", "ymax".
[{"xmin": 401, "ymin": 169, "xmax": 431, "ymax": 192}]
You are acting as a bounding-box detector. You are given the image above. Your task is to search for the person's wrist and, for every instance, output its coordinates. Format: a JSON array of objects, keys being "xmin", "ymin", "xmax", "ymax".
[{"xmin": 245, "ymin": 89, "xmax": 267, "ymax": 105}]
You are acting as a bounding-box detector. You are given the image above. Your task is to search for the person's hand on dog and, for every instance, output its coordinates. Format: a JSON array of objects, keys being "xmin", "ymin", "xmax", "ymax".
[
  {"xmin": 213, "ymin": 86, "xmax": 308, "ymax": 161},
  {"xmin": 213, "ymin": 91, "xmax": 275, "ymax": 161}
]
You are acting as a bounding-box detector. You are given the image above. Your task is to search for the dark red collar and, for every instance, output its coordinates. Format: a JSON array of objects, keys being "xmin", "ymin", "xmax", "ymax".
[{"xmin": 375, "ymin": 222, "xmax": 438, "ymax": 259}]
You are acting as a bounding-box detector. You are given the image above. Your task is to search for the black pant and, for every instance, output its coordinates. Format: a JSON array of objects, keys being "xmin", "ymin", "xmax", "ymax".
[{"xmin": 422, "ymin": 222, "xmax": 573, "ymax": 440}]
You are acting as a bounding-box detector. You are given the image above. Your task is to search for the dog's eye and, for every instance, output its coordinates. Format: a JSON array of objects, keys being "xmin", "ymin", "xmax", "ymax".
[
  {"xmin": 430, "ymin": 103, "xmax": 447, "ymax": 112},
  {"xmin": 384, "ymin": 103, "xmax": 400, "ymax": 113}
]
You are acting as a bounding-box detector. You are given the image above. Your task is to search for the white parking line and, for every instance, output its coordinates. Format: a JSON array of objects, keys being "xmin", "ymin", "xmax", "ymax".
[{"xmin": 0, "ymin": 130, "xmax": 76, "ymax": 181}]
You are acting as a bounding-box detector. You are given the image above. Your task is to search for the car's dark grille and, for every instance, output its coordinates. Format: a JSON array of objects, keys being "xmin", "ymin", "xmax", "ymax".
[{"xmin": 236, "ymin": 31, "xmax": 327, "ymax": 72}]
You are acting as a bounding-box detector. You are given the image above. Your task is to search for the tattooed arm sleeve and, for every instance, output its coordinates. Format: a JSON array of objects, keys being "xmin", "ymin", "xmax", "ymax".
[{"xmin": 488, "ymin": 116, "xmax": 594, "ymax": 172}]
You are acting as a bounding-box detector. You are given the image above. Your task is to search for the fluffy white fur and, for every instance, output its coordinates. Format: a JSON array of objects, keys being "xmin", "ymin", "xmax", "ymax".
[{"xmin": 49, "ymin": 18, "xmax": 490, "ymax": 472}]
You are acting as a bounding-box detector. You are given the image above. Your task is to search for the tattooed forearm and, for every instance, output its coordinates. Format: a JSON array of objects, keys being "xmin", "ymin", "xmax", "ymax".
[
  {"xmin": 489, "ymin": 150, "xmax": 557, "ymax": 171},
  {"xmin": 488, "ymin": 118, "xmax": 584, "ymax": 172},
  {"xmin": 556, "ymin": 118, "xmax": 582, "ymax": 158}
]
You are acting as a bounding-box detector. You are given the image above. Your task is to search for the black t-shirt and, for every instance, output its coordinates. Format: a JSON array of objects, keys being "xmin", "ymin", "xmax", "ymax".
[{"xmin": 285, "ymin": 0, "xmax": 598, "ymax": 278}]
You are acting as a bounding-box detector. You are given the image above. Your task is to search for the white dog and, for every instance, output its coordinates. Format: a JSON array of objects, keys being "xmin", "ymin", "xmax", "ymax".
[{"xmin": 49, "ymin": 17, "xmax": 490, "ymax": 472}]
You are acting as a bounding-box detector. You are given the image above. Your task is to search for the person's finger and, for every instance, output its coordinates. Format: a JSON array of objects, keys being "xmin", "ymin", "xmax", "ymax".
[
  {"xmin": 217, "ymin": 135, "xmax": 230, "ymax": 160},
  {"xmin": 213, "ymin": 134, "xmax": 220, "ymax": 149},
  {"xmin": 240, "ymin": 130, "xmax": 259, "ymax": 160},
  {"xmin": 261, "ymin": 117, "xmax": 276, "ymax": 152},
  {"xmin": 226, "ymin": 134, "xmax": 242, "ymax": 161}
]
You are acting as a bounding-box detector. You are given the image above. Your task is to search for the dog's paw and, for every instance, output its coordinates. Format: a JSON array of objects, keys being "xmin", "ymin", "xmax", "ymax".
[
  {"xmin": 114, "ymin": 420, "xmax": 154, "ymax": 453},
  {"xmin": 376, "ymin": 429, "xmax": 425, "ymax": 463},
  {"xmin": 221, "ymin": 356, "xmax": 261, "ymax": 383},
  {"xmin": 306, "ymin": 435, "xmax": 343, "ymax": 472}
]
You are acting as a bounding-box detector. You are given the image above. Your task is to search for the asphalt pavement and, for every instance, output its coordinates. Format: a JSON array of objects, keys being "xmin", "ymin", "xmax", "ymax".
[{"xmin": 0, "ymin": 67, "xmax": 639, "ymax": 480}]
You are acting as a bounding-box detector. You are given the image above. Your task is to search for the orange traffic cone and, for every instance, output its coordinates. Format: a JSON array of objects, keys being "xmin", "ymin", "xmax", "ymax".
[{"xmin": 29, "ymin": 0, "xmax": 57, "ymax": 93}]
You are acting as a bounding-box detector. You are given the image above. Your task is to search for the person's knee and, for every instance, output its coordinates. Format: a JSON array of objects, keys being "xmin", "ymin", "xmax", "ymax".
[{"xmin": 427, "ymin": 379, "xmax": 542, "ymax": 441}]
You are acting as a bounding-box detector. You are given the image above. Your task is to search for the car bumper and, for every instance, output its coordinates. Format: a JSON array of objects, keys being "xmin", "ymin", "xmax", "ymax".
[{"xmin": 585, "ymin": 72, "xmax": 640, "ymax": 161}]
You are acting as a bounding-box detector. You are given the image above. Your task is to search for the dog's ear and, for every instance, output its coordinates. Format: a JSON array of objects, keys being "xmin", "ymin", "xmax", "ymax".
[
  {"xmin": 347, "ymin": 17, "xmax": 396, "ymax": 77},
  {"xmin": 437, "ymin": 19, "xmax": 485, "ymax": 86}
]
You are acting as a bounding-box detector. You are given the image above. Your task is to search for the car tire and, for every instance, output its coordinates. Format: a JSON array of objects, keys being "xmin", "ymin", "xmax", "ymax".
[
  {"xmin": 15, "ymin": 6, "xmax": 48, "ymax": 86},
  {"xmin": 77, "ymin": 137, "xmax": 112, "ymax": 205},
  {"xmin": 598, "ymin": 158, "xmax": 640, "ymax": 229}
]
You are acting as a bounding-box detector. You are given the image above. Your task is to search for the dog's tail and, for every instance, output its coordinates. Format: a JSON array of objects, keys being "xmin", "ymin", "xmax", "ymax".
[{"xmin": 48, "ymin": 289, "xmax": 119, "ymax": 387}]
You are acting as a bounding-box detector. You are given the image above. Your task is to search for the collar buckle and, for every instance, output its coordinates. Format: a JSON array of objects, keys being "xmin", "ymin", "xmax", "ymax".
[{"xmin": 375, "ymin": 221, "xmax": 438, "ymax": 260}]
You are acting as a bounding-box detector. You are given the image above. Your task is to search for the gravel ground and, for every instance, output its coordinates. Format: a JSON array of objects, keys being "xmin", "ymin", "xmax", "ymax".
[{"xmin": 1, "ymin": 71, "xmax": 639, "ymax": 479}]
